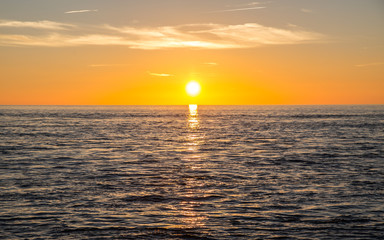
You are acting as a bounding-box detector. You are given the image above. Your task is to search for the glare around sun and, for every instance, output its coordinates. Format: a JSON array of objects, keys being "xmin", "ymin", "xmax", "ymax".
[{"xmin": 186, "ymin": 81, "xmax": 201, "ymax": 97}]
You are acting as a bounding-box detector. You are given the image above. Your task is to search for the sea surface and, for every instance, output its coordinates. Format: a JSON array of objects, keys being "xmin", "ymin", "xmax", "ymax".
[{"xmin": 0, "ymin": 105, "xmax": 383, "ymax": 239}]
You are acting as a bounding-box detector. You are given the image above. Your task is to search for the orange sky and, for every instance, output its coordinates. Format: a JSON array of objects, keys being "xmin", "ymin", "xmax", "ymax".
[{"xmin": 0, "ymin": 0, "xmax": 383, "ymax": 105}]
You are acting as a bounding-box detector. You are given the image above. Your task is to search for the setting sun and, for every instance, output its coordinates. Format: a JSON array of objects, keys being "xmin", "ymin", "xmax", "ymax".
[{"xmin": 186, "ymin": 81, "xmax": 201, "ymax": 97}]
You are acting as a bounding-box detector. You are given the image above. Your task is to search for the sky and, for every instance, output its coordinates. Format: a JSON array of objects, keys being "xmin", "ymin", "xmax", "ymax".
[{"xmin": 0, "ymin": 0, "xmax": 383, "ymax": 105}]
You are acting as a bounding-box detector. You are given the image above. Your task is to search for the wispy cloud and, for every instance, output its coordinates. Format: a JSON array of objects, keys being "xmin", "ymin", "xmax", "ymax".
[
  {"xmin": 204, "ymin": 62, "xmax": 218, "ymax": 66},
  {"xmin": 355, "ymin": 62, "xmax": 384, "ymax": 67},
  {"xmin": 148, "ymin": 72, "xmax": 173, "ymax": 77},
  {"xmin": 0, "ymin": 19, "xmax": 324, "ymax": 49},
  {"xmin": 104, "ymin": 23, "xmax": 323, "ymax": 49},
  {"xmin": 65, "ymin": 9, "xmax": 98, "ymax": 14},
  {"xmin": 207, "ymin": 1, "xmax": 268, "ymax": 13},
  {"xmin": 0, "ymin": 19, "xmax": 72, "ymax": 29}
]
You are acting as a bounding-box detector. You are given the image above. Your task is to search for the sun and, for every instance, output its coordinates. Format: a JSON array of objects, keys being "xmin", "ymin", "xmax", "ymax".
[{"xmin": 186, "ymin": 81, "xmax": 201, "ymax": 97}]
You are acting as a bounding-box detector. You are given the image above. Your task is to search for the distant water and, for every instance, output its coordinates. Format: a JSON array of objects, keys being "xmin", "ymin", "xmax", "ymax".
[{"xmin": 1, "ymin": 105, "xmax": 383, "ymax": 239}]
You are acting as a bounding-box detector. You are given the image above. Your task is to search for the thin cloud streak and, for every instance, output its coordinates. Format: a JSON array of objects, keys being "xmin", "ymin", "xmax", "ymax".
[
  {"xmin": 0, "ymin": 20, "xmax": 72, "ymax": 29},
  {"xmin": 204, "ymin": 62, "xmax": 218, "ymax": 66},
  {"xmin": 65, "ymin": 9, "xmax": 98, "ymax": 14},
  {"xmin": 148, "ymin": 72, "xmax": 173, "ymax": 77},
  {"xmin": 0, "ymin": 20, "xmax": 324, "ymax": 49}
]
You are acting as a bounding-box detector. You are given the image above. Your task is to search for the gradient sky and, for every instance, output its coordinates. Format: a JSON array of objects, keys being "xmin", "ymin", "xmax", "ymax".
[{"xmin": 0, "ymin": 0, "xmax": 383, "ymax": 105}]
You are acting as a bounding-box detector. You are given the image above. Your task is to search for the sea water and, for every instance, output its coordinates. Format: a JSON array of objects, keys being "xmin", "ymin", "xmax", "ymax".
[{"xmin": 0, "ymin": 105, "xmax": 383, "ymax": 239}]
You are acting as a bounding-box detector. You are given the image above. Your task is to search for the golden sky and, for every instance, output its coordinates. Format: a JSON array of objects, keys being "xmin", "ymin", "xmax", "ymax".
[{"xmin": 0, "ymin": 0, "xmax": 383, "ymax": 105}]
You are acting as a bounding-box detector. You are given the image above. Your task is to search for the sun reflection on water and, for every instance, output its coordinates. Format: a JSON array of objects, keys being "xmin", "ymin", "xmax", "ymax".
[
  {"xmin": 188, "ymin": 104, "xmax": 198, "ymax": 129},
  {"xmin": 170, "ymin": 104, "xmax": 208, "ymax": 230},
  {"xmin": 187, "ymin": 104, "xmax": 200, "ymax": 154},
  {"xmin": 189, "ymin": 104, "xmax": 197, "ymax": 114}
]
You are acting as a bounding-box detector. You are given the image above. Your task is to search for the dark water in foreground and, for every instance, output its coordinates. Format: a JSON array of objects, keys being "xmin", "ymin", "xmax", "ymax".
[{"xmin": 1, "ymin": 105, "xmax": 383, "ymax": 239}]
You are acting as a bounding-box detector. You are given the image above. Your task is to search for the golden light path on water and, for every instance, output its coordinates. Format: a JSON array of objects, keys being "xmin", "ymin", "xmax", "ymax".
[
  {"xmin": 171, "ymin": 104, "xmax": 207, "ymax": 230},
  {"xmin": 187, "ymin": 104, "xmax": 201, "ymax": 157}
]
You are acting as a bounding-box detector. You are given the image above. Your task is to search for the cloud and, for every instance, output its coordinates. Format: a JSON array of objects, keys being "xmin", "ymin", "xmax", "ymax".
[
  {"xmin": 65, "ymin": 9, "xmax": 98, "ymax": 14},
  {"xmin": 0, "ymin": 19, "xmax": 72, "ymax": 29},
  {"xmin": 104, "ymin": 23, "xmax": 323, "ymax": 49},
  {"xmin": 0, "ymin": 19, "xmax": 324, "ymax": 49},
  {"xmin": 355, "ymin": 62, "xmax": 384, "ymax": 67},
  {"xmin": 204, "ymin": 62, "xmax": 218, "ymax": 66},
  {"xmin": 148, "ymin": 72, "xmax": 173, "ymax": 77}
]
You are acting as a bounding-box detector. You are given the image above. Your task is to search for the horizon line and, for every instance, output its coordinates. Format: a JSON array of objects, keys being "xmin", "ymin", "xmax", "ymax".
[{"xmin": 1, "ymin": 104, "xmax": 383, "ymax": 106}]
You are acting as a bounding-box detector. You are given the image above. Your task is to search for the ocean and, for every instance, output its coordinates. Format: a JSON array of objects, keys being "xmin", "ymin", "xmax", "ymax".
[{"xmin": 0, "ymin": 105, "xmax": 383, "ymax": 239}]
